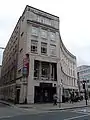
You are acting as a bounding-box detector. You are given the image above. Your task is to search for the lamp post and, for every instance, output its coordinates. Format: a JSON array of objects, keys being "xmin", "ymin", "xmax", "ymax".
[
  {"xmin": 83, "ymin": 80, "xmax": 88, "ymax": 105},
  {"xmin": 59, "ymin": 81, "xmax": 63, "ymax": 108},
  {"xmin": 77, "ymin": 72, "xmax": 81, "ymax": 97}
]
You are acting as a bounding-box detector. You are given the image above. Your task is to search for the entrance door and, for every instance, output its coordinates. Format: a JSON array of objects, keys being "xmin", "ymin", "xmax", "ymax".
[
  {"xmin": 42, "ymin": 87, "xmax": 56, "ymax": 103},
  {"xmin": 34, "ymin": 86, "xmax": 41, "ymax": 103},
  {"xmin": 34, "ymin": 86, "xmax": 56, "ymax": 103},
  {"xmin": 16, "ymin": 89, "xmax": 20, "ymax": 104}
]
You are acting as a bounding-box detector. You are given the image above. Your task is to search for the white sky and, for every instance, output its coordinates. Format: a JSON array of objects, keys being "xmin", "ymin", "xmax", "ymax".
[{"xmin": 0, "ymin": 0, "xmax": 90, "ymax": 66}]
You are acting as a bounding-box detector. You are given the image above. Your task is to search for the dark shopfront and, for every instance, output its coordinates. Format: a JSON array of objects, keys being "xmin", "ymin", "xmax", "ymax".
[{"xmin": 34, "ymin": 83, "xmax": 56, "ymax": 103}]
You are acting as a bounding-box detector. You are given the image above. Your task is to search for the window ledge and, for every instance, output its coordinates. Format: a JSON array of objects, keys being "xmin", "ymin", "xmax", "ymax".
[
  {"xmin": 31, "ymin": 34, "xmax": 38, "ymax": 37},
  {"xmin": 50, "ymin": 55, "xmax": 57, "ymax": 57},
  {"xmin": 41, "ymin": 53, "xmax": 48, "ymax": 56},
  {"xmin": 51, "ymin": 40, "xmax": 56, "ymax": 42},
  {"xmin": 31, "ymin": 52, "xmax": 38, "ymax": 54},
  {"xmin": 41, "ymin": 37, "xmax": 48, "ymax": 40}
]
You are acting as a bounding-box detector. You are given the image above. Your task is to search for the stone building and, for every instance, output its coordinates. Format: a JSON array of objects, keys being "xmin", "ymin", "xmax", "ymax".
[{"xmin": 0, "ymin": 5, "xmax": 78, "ymax": 103}]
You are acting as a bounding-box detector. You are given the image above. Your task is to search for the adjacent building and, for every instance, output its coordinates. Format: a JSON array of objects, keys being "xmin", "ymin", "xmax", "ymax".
[
  {"xmin": 77, "ymin": 65, "xmax": 90, "ymax": 98},
  {"xmin": 0, "ymin": 5, "xmax": 78, "ymax": 103},
  {"xmin": 0, "ymin": 65, "xmax": 1, "ymax": 79}
]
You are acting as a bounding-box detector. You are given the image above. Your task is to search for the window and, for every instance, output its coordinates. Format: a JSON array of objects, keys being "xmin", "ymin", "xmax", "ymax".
[
  {"xmin": 50, "ymin": 32, "xmax": 55, "ymax": 41},
  {"xmin": 18, "ymin": 69, "xmax": 21, "ymax": 74},
  {"xmin": 20, "ymin": 48, "xmax": 23, "ymax": 53},
  {"xmin": 87, "ymin": 80, "xmax": 89, "ymax": 83},
  {"xmin": 50, "ymin": 44, "xmax": 56, "ymax": 56},
  {"xmin": 32, "ymin": 26, "xmax": 38, "ymax": 36},
  {"xmin": 41, "ymin": 62, "xmax": 49, "ymax": 78},
  {"xmin": 34, "ymin": 60, "xmax": 39, "ymax": 78},
  {"xmin": 31, "ymin": 40, "xmax": 38, "ymax": 53},
  {"xmin": 41, "ymin": 29, "xmax": 47, "ymax": 38},
  {"xmin": 74, "ymin": 79, "xmax": 75, "ymax": 86},
  {"xmin": 51, "ymin": 63, "xmax": 57, "ymax": 81},
  {"xmin": 73, "ymin": 70, "xmax": 75, "ymax": 76},
  {"xmin": 41, "ymin": 42, "xmax": 47, "ymax": 54},
  {"xmin": 71, "ymin": 69, "xmax": 72, "ymax": 76},
  {"xmin": 21, "ymin": 32, "xmax": 24, "ymax": 37}
]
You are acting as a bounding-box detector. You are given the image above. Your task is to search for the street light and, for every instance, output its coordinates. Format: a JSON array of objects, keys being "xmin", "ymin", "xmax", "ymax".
[
  {"xmin": 82, "ymin": 80, "xmax": 88, "ymax": 105},
  {"xmin": 59, "ymin": 80, "xmax": 63, "ymax": 108}
]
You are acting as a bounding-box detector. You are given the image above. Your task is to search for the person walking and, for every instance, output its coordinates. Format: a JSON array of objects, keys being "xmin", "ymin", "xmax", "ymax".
[
  {"xmin": 70, "ymin": 92, "xmax": 74, "ymax": 103},
  {"xmin": 53, "ymin": 93, "xmax": 57, "ymax": 105}
]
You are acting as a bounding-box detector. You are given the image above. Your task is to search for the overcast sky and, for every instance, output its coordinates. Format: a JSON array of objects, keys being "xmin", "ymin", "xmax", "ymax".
[{"xmin": 0, "ymin": 0, "xmax": 90, "ymax": 66}]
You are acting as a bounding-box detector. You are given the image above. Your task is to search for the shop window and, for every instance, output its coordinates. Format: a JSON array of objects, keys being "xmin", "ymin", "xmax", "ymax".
[{"xmin": 41, "ymin": 62, "xmax": 49, "ymax": 78}]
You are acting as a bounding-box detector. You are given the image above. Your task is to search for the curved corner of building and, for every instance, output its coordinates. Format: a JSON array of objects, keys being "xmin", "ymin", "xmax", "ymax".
[{"xmin": 59, "ymin": 33, "xmax": 76, "ymax": 61}]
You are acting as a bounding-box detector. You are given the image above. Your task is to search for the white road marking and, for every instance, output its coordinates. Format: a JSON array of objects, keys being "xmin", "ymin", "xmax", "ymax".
[
  {"xmin": 0, "ymin": 113, "xmax": 29, "ymax": 119},
  {"xmin": 70, "ymin": 108, "xmax": 90, "ymax": 115},
  {"xmin": 64, "ymin": 114, "xmax": 89, "ymax": 120},
  {"xmin": 0, "ymin": 115, "xmax": 17, "ymax": 119}
]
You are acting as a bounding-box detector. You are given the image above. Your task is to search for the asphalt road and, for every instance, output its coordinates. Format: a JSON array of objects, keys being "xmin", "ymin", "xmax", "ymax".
[
  {"xmin": 0, "ymin": 102, "xmax": 90, "ymax": 120},
  {"xmin": 0, "ymin": 110, "xmax": 90, "ymax": 120}
]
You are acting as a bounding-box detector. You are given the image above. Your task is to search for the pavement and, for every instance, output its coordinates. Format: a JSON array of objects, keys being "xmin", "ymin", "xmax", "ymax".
[
  {"xmin": 0, "ymin": 103, "xmax": 90, "ymax": 120},
  {"xmin": 16, "ymin": 100, "xmax": 90, "ymax": 111},
  {"xmin": 0, "ymin": 99, "xmax": 90, "ymax": 111},
  {"xmin": 1, "ymin": 101, "xmax": 90, "ymax": 119}
]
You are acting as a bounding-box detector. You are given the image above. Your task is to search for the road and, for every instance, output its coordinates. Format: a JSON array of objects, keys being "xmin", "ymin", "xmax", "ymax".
[{"xmin": 0, "ymin": 102, "xmax": 90, "ymax": 120}]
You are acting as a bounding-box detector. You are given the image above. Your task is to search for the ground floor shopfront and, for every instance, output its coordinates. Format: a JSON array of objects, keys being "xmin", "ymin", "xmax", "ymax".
[
  {"xmin": 62, "ymin": 88, "xmax": 79, "ymax": 102},
  {"xmin": 0, "ymin": 82, "xmax": 78, "ymax": 104},
  {"xmin": 34, "ymin": 83, "xmax": 56, "ymax": 103},
  {"xmin": 18, "ymin": 81, "xmax": 57, "ymax": 104},
  {"xmin": 17, "ymin": 82, "xmax": 78, "ymax": 104}
]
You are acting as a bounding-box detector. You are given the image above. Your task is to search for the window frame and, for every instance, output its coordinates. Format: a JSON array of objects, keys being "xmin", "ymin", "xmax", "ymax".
[
  {"xmin": 50, "ymin": 32, "xmax": 56, "ymax": 41},
  {"xmin": 50, "ymin": 44, "xmax": 56, "ymax": 56},
  {"xmin": 41, "ymin": 29, "xmax": 47, "ymax": 39},
  {"xmin": 32, "ymin": 26, "xmax": 38, "ymax": 36},
  {"xmin": 41, "ymin": 42, "xmax": 47, "ymax": 55},
  {"xmin": 31, "ymin": 40, "xmax": 38, "ymax": 53}
]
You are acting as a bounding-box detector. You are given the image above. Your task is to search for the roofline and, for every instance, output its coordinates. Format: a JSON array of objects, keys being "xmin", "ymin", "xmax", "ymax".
[
  {"xmin": 59, "ymin": 34, "xmax": 76, "ymax": 59},
  {"xmin": 26, "ymin": 5, "xmax": 59, "ymax": 19}
]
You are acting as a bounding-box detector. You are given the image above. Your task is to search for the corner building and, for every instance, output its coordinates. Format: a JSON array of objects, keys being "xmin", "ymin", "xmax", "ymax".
[{"xmin": 0, "ymin": 5, "xmax": 78, "ymax": 103}]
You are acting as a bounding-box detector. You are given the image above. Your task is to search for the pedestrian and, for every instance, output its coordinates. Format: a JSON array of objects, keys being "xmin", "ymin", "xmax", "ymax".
[
  {"xmin": 53, "ymin": 93, "xmax": 57, "ymax": 105},
  {"xmin": 70, "ymin": 92, "xmax": 74, "ymax": 103}
]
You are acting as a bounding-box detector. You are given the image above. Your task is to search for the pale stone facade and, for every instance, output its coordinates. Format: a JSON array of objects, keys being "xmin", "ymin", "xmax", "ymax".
[{"xmin": 0, "ymin": 5, "xmax": 78, "ymax": 103}]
